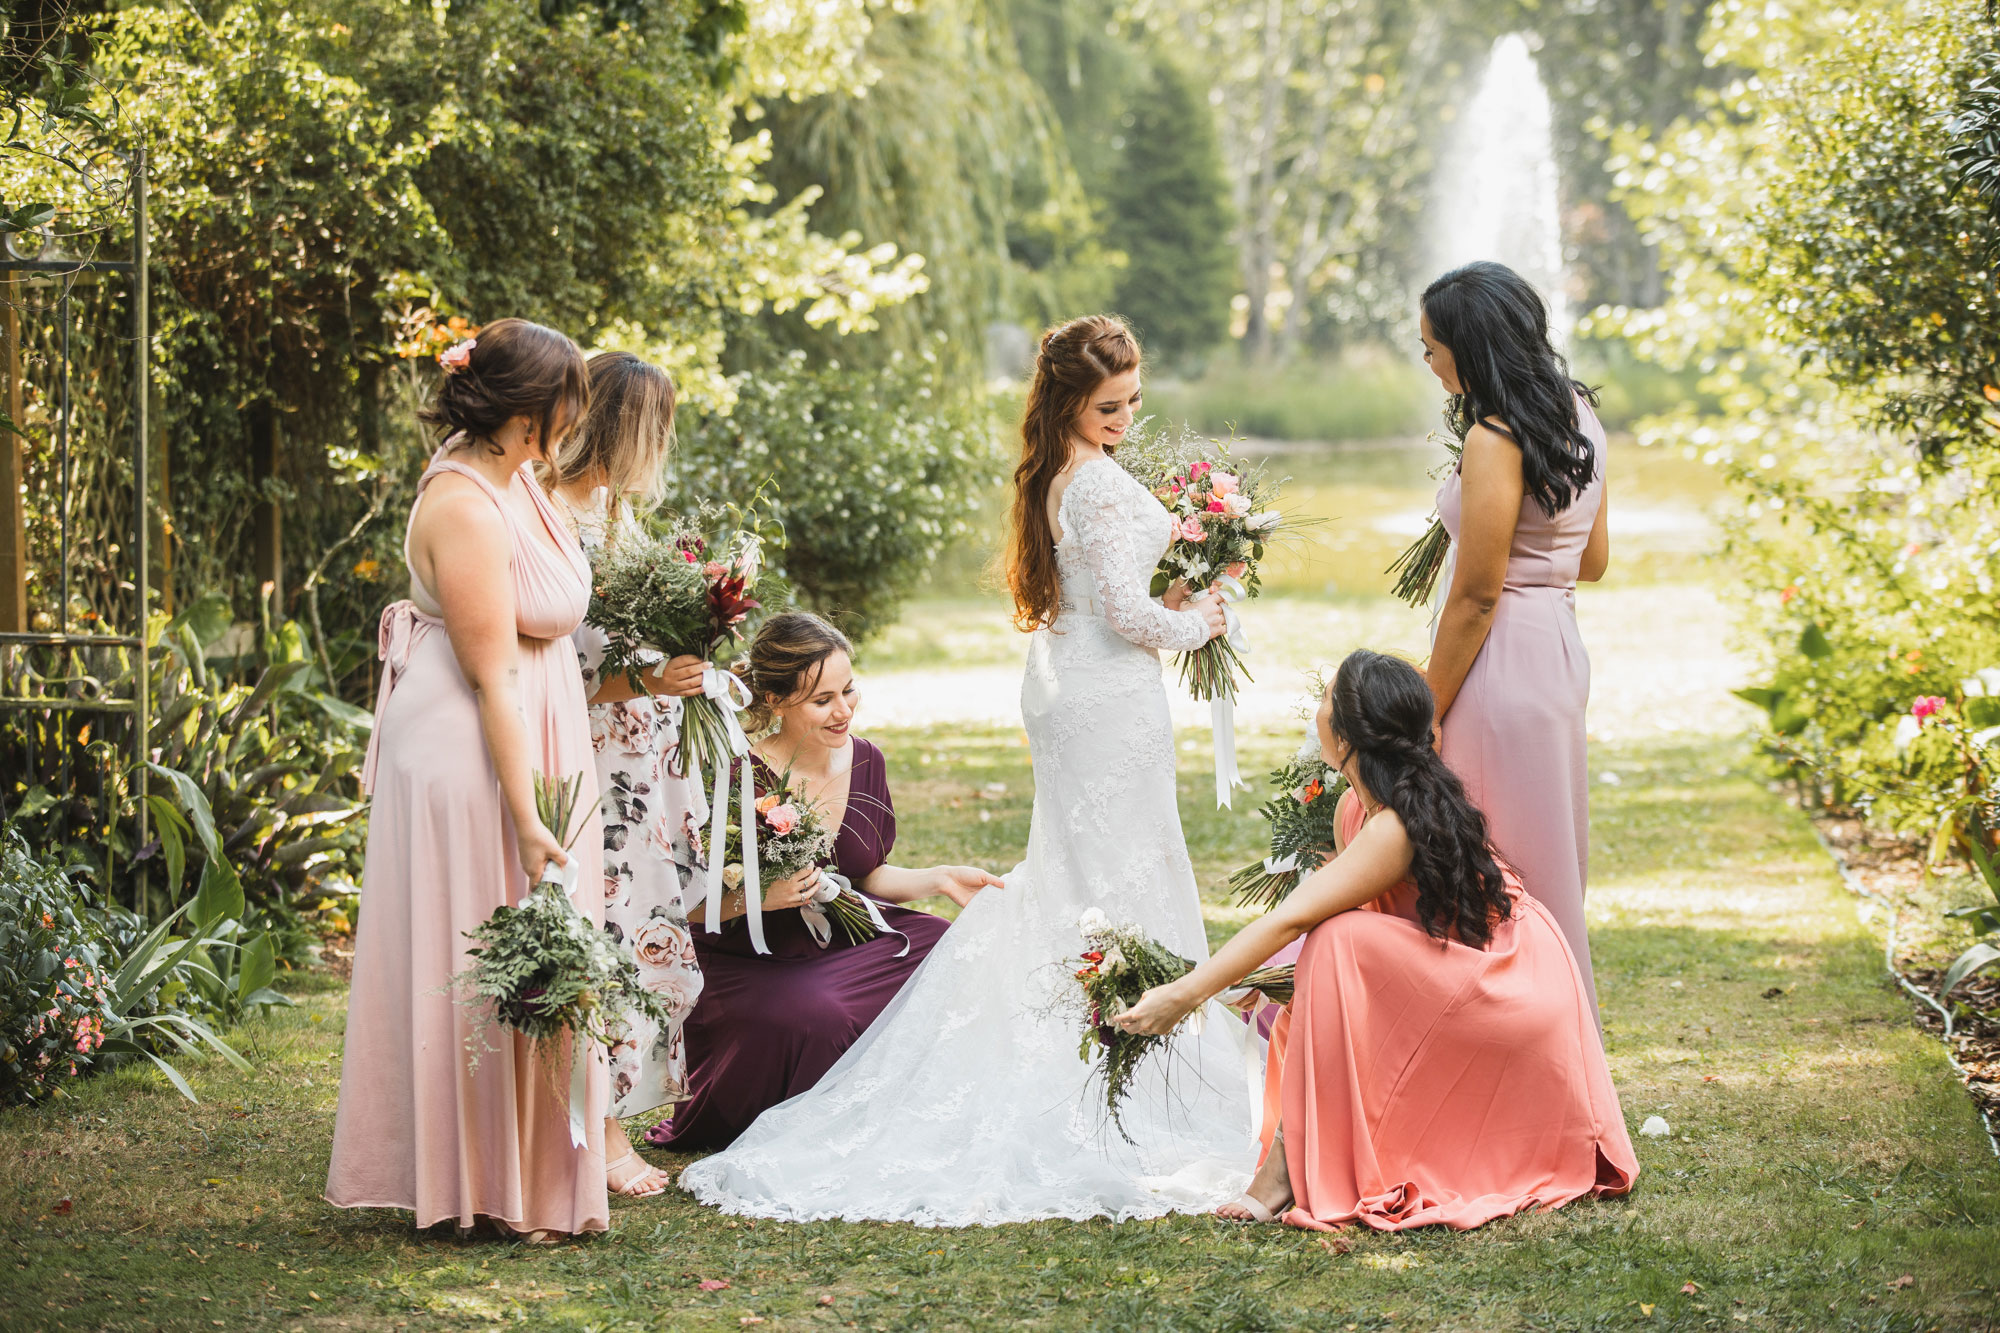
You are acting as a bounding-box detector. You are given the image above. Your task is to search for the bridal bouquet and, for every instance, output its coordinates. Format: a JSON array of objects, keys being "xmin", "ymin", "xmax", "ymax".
[
  {"xmin": 1232, "ymin": 963, "xmax": 1295, "ymax": 1007},
  {"xmin": 1117, "ymin": 422, "xmax": 1284, "ymax": 806},
  {"xmin": 1227, "ymin": 741, "xmax": 1349, "ymax": 909},
  {"xmin": 719, "ymin": 766, "xmax": 888, "ymax": 949},
  {"xmin": 451, "ymin": 773, "xmax": 675, "ymax": 1141},
  {"xmin": 1059, "ymin": 908, "xmax": 1197, "ymax": 1141},
  {"xmin": 1385, "ymin": 396, "xmax": 1471, "ymax": 608},
  {"xmin": 586, "ymin": 508, "xmax": 774, "ymax": 781}
]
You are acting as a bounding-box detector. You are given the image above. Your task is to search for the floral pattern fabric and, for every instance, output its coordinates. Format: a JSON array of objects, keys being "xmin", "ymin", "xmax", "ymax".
[{"xmin": 566, "ymin": 491, "xmax": 709, "ymax": 1119}]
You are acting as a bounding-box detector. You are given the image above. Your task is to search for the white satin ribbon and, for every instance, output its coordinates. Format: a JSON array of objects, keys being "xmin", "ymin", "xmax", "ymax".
[
  {"xmin": 1206, "ymin": 577, "xmax": 1252, "ymax": 809},
  {"xmin": 698, "ymin": 666, "xmax": 768, "ymax": 954},
  {"xmin": 1428, "ymin": 542, "xmax": 1457, "ymax": 643},
  {"xmin": 797, "ymin": 869, "xmax": 911, "ymax": 957},
  {"xmin": 534, "ymin": 858, "xmax": 592, "ymax": 1147},
  {"xmin": 1263, "ymin": 852, "xmax": 1299, "ymax": 876},
  {"xmin": 566, "ymin": 1030, "xmax": 589, "ymax": 1149}
]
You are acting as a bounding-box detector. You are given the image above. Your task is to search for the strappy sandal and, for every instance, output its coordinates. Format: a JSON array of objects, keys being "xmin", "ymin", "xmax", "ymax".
[
  {"xmin": 1216, "ymin": 1191, "xmax": 1288, "ymax": 1225},
  {"xmin": 492, "ymin": 1221, "xmax": 565, "ymax": 1246},
  {"xmin": 606, "ymin": 1148, "xmax": 672, "ymax": 1199}
]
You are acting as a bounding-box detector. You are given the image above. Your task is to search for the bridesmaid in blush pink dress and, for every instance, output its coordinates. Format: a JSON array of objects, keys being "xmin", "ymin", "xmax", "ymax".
[
  {"xmin": 1114, "ymin": 651, "xmax": 1636, "ymax": 1232},
  {"xmin": 1418, "ymin": 262, "xmax": 1610, "ymax": 1009},
  {"xmin": 326, "ymin": 319, "xmax": 610, "ymax": 1241}
]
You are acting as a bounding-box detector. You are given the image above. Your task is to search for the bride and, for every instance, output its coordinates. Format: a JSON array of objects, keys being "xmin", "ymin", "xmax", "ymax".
[{"xmin": 679, "ymin": 315, "xmax": 1260, "ymax": 1225}]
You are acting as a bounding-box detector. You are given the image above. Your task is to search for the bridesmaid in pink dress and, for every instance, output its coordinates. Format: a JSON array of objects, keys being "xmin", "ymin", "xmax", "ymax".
[
  {"xmin": 1419, "ymin": 262, "xmax": 1610, "ymax": 1009},
  {"xmin": 1115, "ymin": 651, "xmax": 1636, "ymax": 1231},
  {"xmin": 326, "ymin": 319, "xmax": 610, "ymax": 1241}
]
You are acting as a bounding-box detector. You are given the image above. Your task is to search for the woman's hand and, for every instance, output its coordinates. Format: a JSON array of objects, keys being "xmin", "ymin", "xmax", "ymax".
[
  {"xmin": 649, "ymin": 655, "xmax": 709, "ymax": 699},
  {"xmin": 1162, "ymin": 579, "xmax": 1193, "ymax": 612},
  {"xmin": 517, "ymin": 821, "xmax": 569, "ymax": 889},
  {"xmin": 930, "ymin": 865, "xmax": 1004, "ymax": 908},
  {"xmin": 761, "ymin": 867, "xmax": 821, "ymax": 913},
  {"xmin": 1186, "ymin": 590, "xmax": 1229, "ymax": 642},
  {"xmin": 1113, "ymin": 979, "xmax": 1201, "ymax": 1037}
]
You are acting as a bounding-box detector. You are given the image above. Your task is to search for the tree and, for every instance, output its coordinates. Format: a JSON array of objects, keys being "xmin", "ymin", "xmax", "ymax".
[{"xmin": 1105, "ymin": 56, "xmax": 1235, "ymax": 371}]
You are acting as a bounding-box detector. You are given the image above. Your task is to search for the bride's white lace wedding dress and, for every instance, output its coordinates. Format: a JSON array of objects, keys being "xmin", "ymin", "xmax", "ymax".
[{"xmin": 679, "ymin": 454, "xmax": 1259, "ymax": 1225}]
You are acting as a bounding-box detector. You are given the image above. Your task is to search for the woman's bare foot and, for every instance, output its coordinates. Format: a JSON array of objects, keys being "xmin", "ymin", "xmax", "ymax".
[
  {"xmin": 1216, "ymin": 1131, "xmax": 1293, "ymax": 1223},
  {"xmin": 606, "ymin": 1117, "xmax": 672, "ymax": 1198}
]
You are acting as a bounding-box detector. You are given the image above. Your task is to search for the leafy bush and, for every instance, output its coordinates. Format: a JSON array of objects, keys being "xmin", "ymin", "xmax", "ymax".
[
  {"xmin": 668, "ymin": 342, "xmax": 1002, "ymax": 638},
  {"xmin": 0, "ymin": 831, "xmax": 113, "ymax": 1105}
]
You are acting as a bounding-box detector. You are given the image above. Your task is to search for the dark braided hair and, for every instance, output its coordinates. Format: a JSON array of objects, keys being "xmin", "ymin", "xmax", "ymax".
[
  {"xmin": 1421, "ymin": 261, "xmax": 1599, "ymax": 516},
  {"xmin": 1328, "ymin": 650, "xmax": 1511, "ymax": 948}
]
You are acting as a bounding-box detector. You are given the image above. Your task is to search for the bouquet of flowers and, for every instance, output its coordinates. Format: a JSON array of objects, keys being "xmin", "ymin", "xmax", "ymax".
[
  {"xmin": 1058, "ymin": 908, "xmax": 1198, "ymax": 1141},
  {"xmin": 1385, "ymin": 396, "xmax": 1472, "ymax": 608},
  {"xmin": 1226, "ymin": 741, "xmax": 1349, "ymax": 909},
  {"xmin": 719, "ymin": 766, "xmax": 887, "ymax": 949},
  {"xmin": 1231, "ymin": 963, "xmax": 1295, "ymax": 1007},
  {"xmin": 585, "ymin": 508, "xmax": 774, "ymax": 781},
  {"xmin": 1116, "ymin": 423, "xmax": 1282, "ymax": 705},
  {"xmin": 451, "ymin": 773, "xmax": 675, "ymax": 1076}
]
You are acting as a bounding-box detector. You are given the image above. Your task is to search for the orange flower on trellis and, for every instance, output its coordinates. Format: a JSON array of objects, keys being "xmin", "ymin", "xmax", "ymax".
[{"xmin": 394, "ymin": 311, "xmax": 480, "ymax": 362}]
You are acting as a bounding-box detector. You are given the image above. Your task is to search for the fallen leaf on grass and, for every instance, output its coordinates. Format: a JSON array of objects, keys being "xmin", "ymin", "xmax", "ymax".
[
  {"xmin": 698, "ymin": 1279, "xmax": 731, "ymax": 1292},
  {"xmin": 51, "ymin": 1198, "xmax": 71, "ymax": 1215},
  {"xmin": 1640, "ymin": 1304, "xmax": 1654, "ymax": 1316},
  {"xmin": 1317, "ymin": 1235, "xmax": 1354, "ymax": 1254},
  {"xmin": 817, "ymin": 1295, "xmax": 836, "ymax": 1306},
  {"xmin": 739, "ymin": 1319, "xmax": 764, "ymax": 1327},
  {"xmin": 1681, "ymin": 1282, "xmax": 1701, "ymax": 1295},
  {"xmin": 1887, "ymin": 1274, "xmax": 1914, "ymax": 1290},
  {"xmin": 1702, "ymin": 1075, "xmax": 1721, "ymax": 1083}
]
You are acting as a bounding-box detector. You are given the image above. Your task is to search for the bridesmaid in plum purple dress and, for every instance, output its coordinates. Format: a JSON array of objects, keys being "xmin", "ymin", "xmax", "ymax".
[
  {"xmin": 1418, "ymin": 263, "xmax": 1611, "ymax": 1010},
  {"xmin": 647, "ymin": 613, "xmax": 1002, "ymax": 1151}
]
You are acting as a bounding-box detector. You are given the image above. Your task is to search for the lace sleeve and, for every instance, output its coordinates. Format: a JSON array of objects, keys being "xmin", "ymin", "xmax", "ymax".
[{"xmin": 1064, "ymin": 463, "xmax": 1209, "ymax": 653}]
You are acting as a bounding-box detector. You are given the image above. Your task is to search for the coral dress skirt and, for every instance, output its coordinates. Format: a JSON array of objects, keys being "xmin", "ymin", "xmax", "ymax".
[{"xmin": 1260, "ymin": 792, "xmax": 1637, "ymax": 1232}]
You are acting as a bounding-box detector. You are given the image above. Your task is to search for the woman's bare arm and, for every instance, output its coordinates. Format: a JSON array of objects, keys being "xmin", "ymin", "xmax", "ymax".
[{"xmin": 1425, "ymin": 425, "xmax": 1524, "ymax": 721}]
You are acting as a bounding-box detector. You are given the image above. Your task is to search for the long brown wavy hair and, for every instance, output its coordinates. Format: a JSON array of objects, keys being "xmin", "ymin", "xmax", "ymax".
[
  {"xmin": 548, "ymin": 351, "xmax": 677, "ymax": 513},
  {"xmin": 1004, "ymin": 315, "xmax": 1142, "ymax": 630}
]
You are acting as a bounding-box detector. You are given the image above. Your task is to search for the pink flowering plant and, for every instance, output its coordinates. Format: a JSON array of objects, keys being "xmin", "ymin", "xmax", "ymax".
[
  {"xmin": 1115, "ymin": 422, "xmax": 1285, "ymax": 705},
  {"xmin": 0, "ymin": 837, "xmax": 113, "ymax": 1105},
  {"xmin": 585, "ymin": 500, "xmax": 787, "ymax": 781}
]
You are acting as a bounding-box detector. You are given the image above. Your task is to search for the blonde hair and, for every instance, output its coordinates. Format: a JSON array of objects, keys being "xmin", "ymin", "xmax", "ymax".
[{"xmin": 550, "ymin": 351, "xmax": 677, "ymax": 513}]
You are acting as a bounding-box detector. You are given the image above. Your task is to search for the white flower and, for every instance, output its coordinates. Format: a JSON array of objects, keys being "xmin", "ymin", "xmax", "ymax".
[
  {"xmin": 1222, "ymin": 491, "xmax": 1253, "ymax": 518},
  {"xmin": 735, "ymin": 533, "xmax": 763, "ymax": 584},
  {"xmin": 1893, "ymin": 714, "xmax": 1923, "ymax": 753},
  {"xmin": 1100, "ymin": 944, "xmax": 1127, "ymax": 974},
  {"xmin": 1248, "ymin": 509, "xmax": 1281, "ymax": 533},
  {"xmin": 1077, "ymin": 907, "xmax": 1111, "ymax": 936},
  {"xmin": 1961, "ymin": 666, "xmax": 2000, "ymax": 697},
  {"xmin": 1639, "ymin": 1115, "xmax": 1671, "ymax": 1138},
  {"xmin": 722, "ymin": 863, "xmax": 745, "ymax": 890}
]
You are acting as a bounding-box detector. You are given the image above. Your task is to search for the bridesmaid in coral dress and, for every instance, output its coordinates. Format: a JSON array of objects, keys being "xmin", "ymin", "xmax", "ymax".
[
  {"xmin": 1419, "ymin": 261, "xmax": 1610, "ymax": 1009},
  {"xmin": 326, "ymin": 320, "xmax": 610, "ymax": 1241},
  {"xmin": 1116, "ymin": 651, "xmax": 1636, "ymax": 1232}
]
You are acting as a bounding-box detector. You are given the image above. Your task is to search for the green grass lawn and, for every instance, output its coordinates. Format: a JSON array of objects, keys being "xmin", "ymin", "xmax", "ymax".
[{"xmin": 4, "ymin": 722, "xmax": 1997, "ymax": 1331}]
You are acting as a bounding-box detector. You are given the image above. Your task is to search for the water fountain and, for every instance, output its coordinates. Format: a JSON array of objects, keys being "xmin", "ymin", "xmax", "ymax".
[{"xmin": 1432, "ymin": 33, "xmax": 1570, "ymax": 338}]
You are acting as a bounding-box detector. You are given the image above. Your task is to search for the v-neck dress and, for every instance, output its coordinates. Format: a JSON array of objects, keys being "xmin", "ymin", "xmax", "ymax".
[
  {"xmin": 645, "ymin": 738, "xmax": 949, "ymax": 1151},
  {"xmin": 327, "ymin": 450, "xmax": 609, "ymax": 1236}
]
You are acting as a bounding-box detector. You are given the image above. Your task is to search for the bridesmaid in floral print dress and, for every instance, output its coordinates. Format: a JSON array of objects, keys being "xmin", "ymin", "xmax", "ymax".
[{"xmin": 547, "ymin": 352, "xmax": 709, "ymax": 1199}]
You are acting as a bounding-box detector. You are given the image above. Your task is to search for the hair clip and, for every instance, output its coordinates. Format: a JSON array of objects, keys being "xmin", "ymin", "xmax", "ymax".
[{"xmin": 438, "ymin": 338, "xmax": 477, "ymax": 373}]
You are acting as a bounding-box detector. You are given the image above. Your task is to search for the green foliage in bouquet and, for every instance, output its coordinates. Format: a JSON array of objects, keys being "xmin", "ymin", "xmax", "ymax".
[
  {"xmin": 450, "ymin": 774, "xmax": 671, "ymax": 1065},
  {"xmin": 717, "ymin": 765, "xmax": 880, "ymax": 946},
  {"xmin": 1235, "ymin": 963, "xmax": 1295, "ymax": 1008},
  {"xmin": 1114, "ymin": 420, "xmax": 1285, "ymax": 704},
  {"xmin": 1385, "ymin": 396, "xmax": 1470, "ymax": 608},
  {"xmin": 1061, "ymin": 911, "xmax": 1196, "ymax": 1142},
  {"xmin": 586, "ymin": 506, "xmax": 779, "ymax": 781},
  {"xmin": 1228, "ymin": 743, "xmax": 1349, "ymax": 909}
]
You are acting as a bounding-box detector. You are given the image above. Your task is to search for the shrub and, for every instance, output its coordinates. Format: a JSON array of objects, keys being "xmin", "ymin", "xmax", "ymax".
[
  {"xmin": 0, "ymin": 832, "xmax": 112, "ymax": 1105},
  {"xmin": 668, "ymin": 342, "xmax": 1002, "ymax": 638}
]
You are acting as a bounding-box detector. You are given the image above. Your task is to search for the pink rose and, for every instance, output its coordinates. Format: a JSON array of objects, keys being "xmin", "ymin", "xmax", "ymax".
[
  {"xmin": 1178, "ymin": 515, "xmax": 1207, "ymax": 542},
  {"xmin": 1188, "ymin": 461, "xmax": 1212, "ymax": 480},
  {"xmin": 1911, "ymin": 695, "xmax": 1946, "ymax": 723},
  {"xmin": 1206, "ymin": 498, "xmax": 1226, "ymax": 514},
  {"xmin": 1209, "ymin": 471, "xmax": 1239, "ymax": 497},
  {"xmin": 765, "ymin": 803, "xmax": 800, "ymax": 835},
  {"xmin": 437, "ymin": 337, "xmax": 476, "ymax": 371},
  {"xmin": 1226, "ymin": 561, "xmax": 1249, "ymax": 580},
  {"xmin": 1222, "ymin": 491, "xmax": 1253, "ymax": 517}
]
